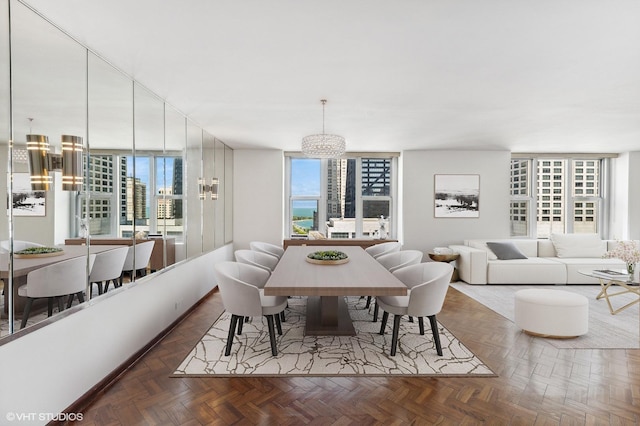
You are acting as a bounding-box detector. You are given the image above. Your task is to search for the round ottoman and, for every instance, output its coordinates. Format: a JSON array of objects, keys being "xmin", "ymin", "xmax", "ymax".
[{"xmin": 514, "ymin": 289, "xmax": 588, "ymax": 338}]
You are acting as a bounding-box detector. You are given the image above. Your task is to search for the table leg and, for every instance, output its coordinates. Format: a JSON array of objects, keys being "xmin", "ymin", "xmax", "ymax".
[
  {"xmin": 596, "ymin": 278, "xmax": 640, "ymax": 315},
  {"xmin": 305, "ymin": 296, "xmax": 356, "ymax": 336}
]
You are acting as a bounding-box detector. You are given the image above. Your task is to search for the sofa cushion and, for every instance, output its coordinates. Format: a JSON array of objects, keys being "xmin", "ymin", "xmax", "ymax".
[
  {"xmin": 550, "ymin": 233, "xmax": 606, "ymax": 258},
  {"xmin": 486, "ymin": 241, "xmax": 528, "ymax": 260},
  {"xmin": 467, "ymin": 240, "xmax": 498, "ymax": 260},
  {"xmin": 487, "ymin": 258, "xmax": 566, "ymax": 284}
]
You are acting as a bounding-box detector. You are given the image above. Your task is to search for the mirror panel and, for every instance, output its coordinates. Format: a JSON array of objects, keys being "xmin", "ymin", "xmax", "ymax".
[
  {"xmin": 225, "ymin": 145, "xmax": 233, "ymax": 244},
  {"xmin": 86, "ymin": 52, "xmax": 133, "ymax": 239},
  {"xmin": 185, "ymin": 120, "xmax": 202, "ymax": 258},
  {"xmin": 201, "ymin": 132, "xmax": 215, "ymax": 251},
  {"xmin": 214, "ymin": 138, "xmax": 225, "ymax": 248}
]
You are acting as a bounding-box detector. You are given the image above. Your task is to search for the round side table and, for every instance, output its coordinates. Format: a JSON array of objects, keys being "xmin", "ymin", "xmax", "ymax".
[{"xmin": 427, "ymin": 252, "xmax": 460, "ymax": 282}]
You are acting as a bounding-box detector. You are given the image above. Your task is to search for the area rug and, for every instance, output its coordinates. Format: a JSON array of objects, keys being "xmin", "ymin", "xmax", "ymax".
[
  {"xmin": 451, "ymin": 283, "xmax": 640, "ymax": 349},
  {"xmin": 173, "ymin": 297, "xmax": 495, "ymax": 377}
]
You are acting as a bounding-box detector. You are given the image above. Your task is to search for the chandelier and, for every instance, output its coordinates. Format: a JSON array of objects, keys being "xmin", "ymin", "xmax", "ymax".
[{"xmin": 301, "ymin": 99, "xmax": 346, "ymax": 158}]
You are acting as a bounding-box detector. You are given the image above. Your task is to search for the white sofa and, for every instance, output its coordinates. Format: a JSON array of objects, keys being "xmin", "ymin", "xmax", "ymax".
[{"xmin": 449, "ymin": 237, "xmax": 634, "ymax": 285}]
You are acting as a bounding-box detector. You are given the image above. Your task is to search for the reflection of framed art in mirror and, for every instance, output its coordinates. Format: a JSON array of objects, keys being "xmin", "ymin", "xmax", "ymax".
[{"xmin": 8, "ymin": 173, "xmax": 46, "ymax": 217}]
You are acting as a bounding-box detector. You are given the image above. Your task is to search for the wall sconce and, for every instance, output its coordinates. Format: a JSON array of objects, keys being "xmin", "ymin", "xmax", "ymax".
[
  {"xmin": 198, "ymin": 177, "xmax": 219, "ymax": 200},
  {"xmin": 27, "ymin": 134, "xmax": 84, "ymax": 191}
]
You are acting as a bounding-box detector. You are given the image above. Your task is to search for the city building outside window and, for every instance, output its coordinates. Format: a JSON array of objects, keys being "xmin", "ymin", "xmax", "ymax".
[
  {"xmin": 79, "ymin": 153, "xmax": 184, "ymax": 241},
  {"xmin": 510, "ymin": 157, "xmax": 606, "ymax": 238},
  {"xmin": 286, "ymin": 154, "xmax": 397, "ymax": 239}
]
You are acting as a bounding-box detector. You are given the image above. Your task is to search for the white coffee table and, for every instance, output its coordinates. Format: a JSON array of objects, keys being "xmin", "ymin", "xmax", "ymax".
[{"xmin": 579, "ymin": 269, "xmax": 640, "ymax": 315}]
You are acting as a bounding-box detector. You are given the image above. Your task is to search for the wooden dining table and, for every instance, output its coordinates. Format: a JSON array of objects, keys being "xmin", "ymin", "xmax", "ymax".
[
  {"xmin": 263, "ymin": 246, "xmax": 408, "ymax": 336},
  {"xmin": 1, "ymin": 244, "xmax": 127, "ymax": 318}
]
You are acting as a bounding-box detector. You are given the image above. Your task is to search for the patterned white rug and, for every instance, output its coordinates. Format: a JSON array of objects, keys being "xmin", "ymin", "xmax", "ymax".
[{"xmin": 173, "ymin": 297, "xmax": 494, "ymax": 377}]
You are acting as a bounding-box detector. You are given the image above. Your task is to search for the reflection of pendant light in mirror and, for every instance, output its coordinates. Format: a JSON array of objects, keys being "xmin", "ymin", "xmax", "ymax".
[
  {"xmin": 26, "ymin": 133, "xmax": 84, "ymax": 191},
  {"xmin": 198, "ymin": 177, "xmax": 219, "ymax": 200}
]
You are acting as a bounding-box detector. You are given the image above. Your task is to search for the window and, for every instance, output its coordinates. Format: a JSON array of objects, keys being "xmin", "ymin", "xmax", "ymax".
[
  {"xmin": 287, "ymin": 155, "xmax": 397, "ymax": 239},
  {"xmin": 510, "ymin": 157, "xmax": 605, "ymax": 238},
  {"xmin": 79, "ymin": 153, "xmax": 185, "ymax": 240}
]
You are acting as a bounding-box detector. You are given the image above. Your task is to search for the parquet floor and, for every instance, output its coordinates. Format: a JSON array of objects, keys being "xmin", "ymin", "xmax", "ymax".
[{"xmin": 77, "ymin": 287, "xmax": 640, "ymax": 425}]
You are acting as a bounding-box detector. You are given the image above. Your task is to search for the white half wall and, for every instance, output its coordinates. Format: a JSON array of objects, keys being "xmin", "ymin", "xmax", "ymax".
[
  {"xmin": 402, "ymin": 150, "xmax": 511, "ymax": 252},
  {"xmin": 233, "ymin": 149, "xmax": 284, "ymax": 250},
  {"xmin": 0, "ymin": 244, "xmax": 233, "ymax": 425}
]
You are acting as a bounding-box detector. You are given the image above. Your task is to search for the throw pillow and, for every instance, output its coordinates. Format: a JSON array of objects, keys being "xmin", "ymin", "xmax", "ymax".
[
  {"xmin": 486, "ymin": 241, "xmax": 528, "ymax": 260},
  {"xmin": 550, "ymin": 233, "xmax": 606, "ymax": 258}
]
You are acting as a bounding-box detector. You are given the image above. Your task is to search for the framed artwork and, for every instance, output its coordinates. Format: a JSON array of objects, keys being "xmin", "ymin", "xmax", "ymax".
[
  {"xmin": 434, "ymin": 174, "xmax": 479, "ymax": 218},
  {"xmin": 8, "ymin": 173, "xmax": 46, "ymax": 216}
]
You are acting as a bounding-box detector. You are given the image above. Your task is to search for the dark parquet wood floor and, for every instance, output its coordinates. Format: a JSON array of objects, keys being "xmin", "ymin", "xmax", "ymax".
[{"xmin": 77, "ymin": 287, "xmax": 640, "ymax": 425}]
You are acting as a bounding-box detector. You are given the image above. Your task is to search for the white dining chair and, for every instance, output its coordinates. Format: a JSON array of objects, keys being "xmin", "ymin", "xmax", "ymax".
[
  {"xmin": 249, "ymin": 241, "xmax": 285, "ymax": 260},
  {"xmin": 377, "ymin": 262, "xmax": 453, "ymax": 356},
  {"xmin": 89, "ymin": 246, "xmax": 129, "ymax": 296},
  {"xmin": 18, "ymin": 254, "xmax": 96, "ymax": 329},
  {"xmin": 235, "ymin": 249, "xmax": 279, "ymax": 273},
  {"xmin": 367, "ymin": 249, "xmax": 424, "ymax": 320},
  {"xmin": 213, "ymin": 261, "xmax": 288, "ymax": 356},
  {"xmin": 120, "ymin": 241, "xmax": 155, "ymax": 283},
  {"xmin": 364, "ymin": 241, "xmax": 401, "ymax": 259}
]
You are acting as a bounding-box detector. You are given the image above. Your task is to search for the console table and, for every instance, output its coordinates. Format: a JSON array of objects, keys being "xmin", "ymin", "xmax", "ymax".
[
  {"xmin": 283, "ymin": 239, "xmax": 398, "ymax": 250},
  {"xmin": 65, "ymin": 237, "xmax": 175, "ymax": 271}
]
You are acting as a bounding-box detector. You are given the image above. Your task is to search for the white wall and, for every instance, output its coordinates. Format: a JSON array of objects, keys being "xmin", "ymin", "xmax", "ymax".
[
  {"xmin": 402, "ymin": 150, "xmax": 511, "ymax": 251},
  {"xmin": 233, "ymin": 149, "xmax": 284, "ymax": 250},
  {"xmin": 0, "ymin": 244, "xmax": 233, "ymax": 425}
]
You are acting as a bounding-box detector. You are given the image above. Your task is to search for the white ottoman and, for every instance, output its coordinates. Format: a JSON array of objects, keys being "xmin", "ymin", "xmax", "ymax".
[{"xmin": 514, "ymin": 289, "xmax": 588, "ymax": 338}]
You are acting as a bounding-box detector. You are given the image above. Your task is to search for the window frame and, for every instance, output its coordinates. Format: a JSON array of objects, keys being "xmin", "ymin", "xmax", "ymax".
[{"xmin": 285, "ymin": 153, "xmax": 398, "ymax": 240}]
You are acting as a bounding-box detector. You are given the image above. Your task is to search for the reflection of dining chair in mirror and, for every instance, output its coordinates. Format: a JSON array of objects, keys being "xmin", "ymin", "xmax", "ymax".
[
  {"xmin": 90, "ymin": 246, "xmax": 129, "ymax": 296},
  {"xmin": 0, "ymin": 240, "xmax": 44, "ymax": 252},
  {"xmin": 120, "ymin": 241, "xmax": 155, "ymax": 284},
  {"xmin": 364, "ymin": 241, "xmax": 401, "ymax": 259},
  {"xmin": 249, "ymin": 241, "xmax": 285, "ymax": 260},
  {"xmin": 377, "ymin": 262, "xmax": 453, "ymax": 356},
  {"xmin": 18, "ymin": 254, "xmax": 96, "ymax": 329},
  {"xmin": 367, "ymin": 249, "xmax": 424, "ymax": 320},
  {"xmin": 213, "ymin": 261, "xmax": 288, "ymax": 356},
  {"xmin": 235, "ymin": 249, "xmax": 279, "ymax": 273}
]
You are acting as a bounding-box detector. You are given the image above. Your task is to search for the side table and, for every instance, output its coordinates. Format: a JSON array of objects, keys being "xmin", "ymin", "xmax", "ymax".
[{"xmin": 428, "ymin": 252, "xmax": 460, "ymax": 282}]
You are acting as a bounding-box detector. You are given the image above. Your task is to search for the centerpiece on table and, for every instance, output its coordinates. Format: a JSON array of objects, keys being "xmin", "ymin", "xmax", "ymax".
[
  {"xmin": 602, "ymin": 240, "xmax": 640, "ymax": 278},
  {"xmin": 306, "ymin": 250, "xmax": 349, "ymax": 265},
  {"xmin": 14, "ymin": 246, "xmax": 64, "ymax": 258}
]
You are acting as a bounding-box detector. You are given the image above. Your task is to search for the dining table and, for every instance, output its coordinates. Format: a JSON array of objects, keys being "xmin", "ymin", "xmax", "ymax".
[
  {"xmin": 1, "ymin": 244, "xmax": 127, "ymax": 318},
  {"xmin": 263, "ymin": 245, "xmax": 408, "ymax": 336}
]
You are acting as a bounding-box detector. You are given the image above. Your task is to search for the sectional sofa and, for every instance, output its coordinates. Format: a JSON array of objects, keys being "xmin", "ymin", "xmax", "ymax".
[{"xmin": 449, "ymin": 234, "xmax": 635, "ymax": 285}]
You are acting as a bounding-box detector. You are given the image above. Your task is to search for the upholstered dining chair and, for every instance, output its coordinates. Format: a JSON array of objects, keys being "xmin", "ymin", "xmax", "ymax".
[
  {"xmin": 249, "ymin": 241, "xmax": 285, "ymax": 260},
  {"xmin": 119, "ymin": 241, "xmax": 155, "ymax": 285},
  {"xmin": 89, "ymin": 246, "xmax": 129, "ymax": 297},
  {"xmin": 235, "ymin": 249, "xmax": 279, "ymax": 273},
  {"xmin": 367, "ymin": 249, "xmax": 424, "ymax": 320},
  {"xmin": 377, "ymin": 262, "xmax": 453, "ymax": 356},
  {"xmin": 364, "ymin": 241, "xmax": 401, "ymax": 259},
  {"xmin": 213, "ymin": 261, "xmax": 288, "ymax": 356},
  {"xmin": 18, "ymin": 254, "xmax": 96, "ymax": 329}
]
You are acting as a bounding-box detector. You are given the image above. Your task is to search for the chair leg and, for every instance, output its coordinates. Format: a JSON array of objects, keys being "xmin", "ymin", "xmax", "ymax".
[
  {"xmin": 429, "ymin": 315, "xmax": 442, "ymax": 356},
  {"xmin": 390, "ymin": 314, "xmax": 402, "ymax": 356},
  {"xmin": 429, "ymin": 315, "xmax": 443, "ymax": 356},
  {"xmin": 225, "ymin": 314, "xmax": 239, "ymax": 356},
  {"xmin": 21, "ymin": 298, "xmax": 34, "ymax": 329},
  {"xmin": 408, "ymin": 316, "xmax": 414, "ymax": 323},
  {"xmin": 67, "ymin": 294, "xmax": 74, "ymax": 309},
  {"xmin": 237, "ymin": 316, "xmax": 244, "ymax": 335},
  {"xmin": 275, "ymin": 312, "xmax": 283, "ymax": 335},
  {"xmin": 379, "ymin": 311, "xmax": 389, "ymax": 335},
  {"xmin": 365, "ymin": 296, "xmax": 372, "ymax": 309},
  {"xmin": 280, "ymin": 311, "xmax": 285, "ymax": 322},
  {"xmin": 47, "ymin": 298, "xmax": 54, "ymax": 316},
  {"xmin": 418, "ymin": 317, "xmax": 425, "ymax": 335},
  {"xmin": 373, "ymin": 303, "xmax": 379, "ymax": 322},
  {"xmin": 265, "ymin": 315, "xmax": 278, "ymax": 356}
]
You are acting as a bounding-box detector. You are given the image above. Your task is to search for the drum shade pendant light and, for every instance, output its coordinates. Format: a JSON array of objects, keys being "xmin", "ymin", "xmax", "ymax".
[{"xmin": 301, "ymin": 99, "xmax": 345, "ymax": 158}]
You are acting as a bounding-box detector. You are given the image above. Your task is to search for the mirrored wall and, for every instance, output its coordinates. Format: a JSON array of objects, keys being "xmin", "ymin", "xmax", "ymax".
[{"xmin": 0, "ymin": 0, "xmax": 233, "ymax": 338}]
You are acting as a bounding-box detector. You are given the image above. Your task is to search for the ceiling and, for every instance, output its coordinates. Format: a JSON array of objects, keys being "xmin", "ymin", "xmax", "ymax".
[{"xmin": 22, "ymin": 0, "xmax": 640, "ymax": 153}]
